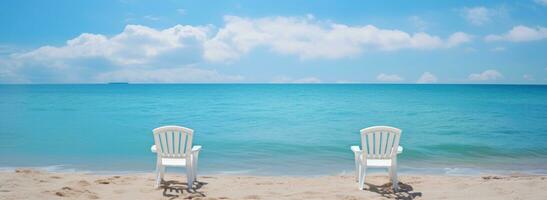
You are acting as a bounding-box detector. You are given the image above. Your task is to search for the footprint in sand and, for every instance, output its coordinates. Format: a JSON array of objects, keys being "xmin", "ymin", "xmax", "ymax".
[
  {"xmin": 482, "ymin": 176, "xmax": 503, "ymax": 180},
  {"xmin": 46, "ymin": 186, "xmax": 99, "ymax": 199},
  {"xmin": 33, "ymin": 178, "xmax": 48, "ymax": 183},
  {"xmin": 94, "ymin": 179, "xmax": 111, "ymax": 184},
  {"xmin": 78, "ymin": 180, "xmax": 91, "ymax": 187},
  {"xmin": 187, "ymin": 193, "xmax": 206, "ymax": 199},
  {"xmin": 94, "ymin": 176, "xmax": 131, "ymax": 185},
  {"xmin": 15, "ymin": 169, "xmax": 35, "ymax": 174}
]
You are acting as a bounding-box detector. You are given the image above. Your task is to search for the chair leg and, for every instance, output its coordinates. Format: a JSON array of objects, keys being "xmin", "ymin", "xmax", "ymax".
[
  {"xmin": 354, "ymin": 157, "xmax": 359, "ymax": 182},
  {"xmin": 160, "ymin": 166, "xmax": 165, "ymax": 180},
  {"xmin": 389, "ymin": 166, "xmax": 399, "ymax": 191},
  {"xmin": 187, "ymin": 167, "xmax": 194, "ymax": 191},
  {"xmin": 192, "ymin": 157, "xmax": 198, "ymax": 181},
  {"xmin": 358, "ymin": 165, "xmax": 367, "ymax": 190},
  {"xmin": 154, "ymin": 165, "xmax": 162, "ymax": 188},
  {"xmin": 195, "ymin": 165, "xmax": 199, "ymax": 181}
]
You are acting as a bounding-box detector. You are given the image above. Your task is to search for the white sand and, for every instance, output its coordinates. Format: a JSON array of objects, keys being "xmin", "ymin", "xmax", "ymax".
[{"xmin": 1, "ymin": 169, "xmax": 546, "ymax": 199}]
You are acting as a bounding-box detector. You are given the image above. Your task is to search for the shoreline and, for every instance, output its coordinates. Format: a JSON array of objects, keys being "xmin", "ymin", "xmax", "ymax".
[
  {"xmin": 2, "ymin": 165, "xmax": 546, "ymax": 177},
  {"xmin": 1, "ymin": 169, "xmax": 546, "ymax": 200}
]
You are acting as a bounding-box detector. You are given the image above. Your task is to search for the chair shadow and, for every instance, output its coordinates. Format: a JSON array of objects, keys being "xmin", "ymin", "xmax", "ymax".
[
  {"xmin": 365, "ymin": 182, "xmax": 422, "ymax": 200},
  {"xmin": 160, "ymin": 180, "xmax": 208, "ymax": 200}
]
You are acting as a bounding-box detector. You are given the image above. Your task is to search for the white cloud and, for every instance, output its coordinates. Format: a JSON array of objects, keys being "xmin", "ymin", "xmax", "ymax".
[
  {"xmin": 13, "ymin": 24, "xmax": 210, "ymax": 66},
  {"xmin": 0, "ymin": 15, "xmax": 473, "ymax": 83},
  {"xmin": 485, "ymin": 25, "xmax": 547, "ymax": 42},
  {"xmin": 468, "ymin": 69, "xmax": 503, "ymax": 81},
  {"xmin": 0, "ymin": 45, "xmax": 20, "ymax": 55},
  {"xmin": 446, "ymin": 32, "xmax": 473, "ymax": 47},
  {"xmin": 0, "ymin": 59, "xmax": 26, "ymax": 83},
  {"xmin": 204, "ymin": 16, "xmax": 472, "ymax": 62},
  {"xmin": 1, "ymin": 24, "xmax": 247, "ymax": 83},
  {"xmin": 376, "ymin": 73, "xmax": 404, "ymax": 82},
  {"xmin": 461, "ymin": 7, "xmax": 492, "ymax": 26},
  {"xmin": 416, "ymin": 72, "xmax": 438, "ymax": 83},
  {"xmin": 535, "ymin": 0, "xmax": 547, "ymax": 6},
  {"xmin": 460, "ymin": 6, "xmax": 507, "ymax": 26}
]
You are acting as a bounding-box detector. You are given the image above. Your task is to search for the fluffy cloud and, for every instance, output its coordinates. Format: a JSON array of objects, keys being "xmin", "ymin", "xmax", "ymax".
[
  {"xmin": 416, "ymin": 72, "xmax": 438, "ymax": 83},
  {"xmin": 376, "ymin": 73, "xmax": 404, "ymax": 82},
  {"xmin": 0, "ymin": 45, "xmax": 22, "ymax": 55},
  {"xmin": 1, "ymin": 15, "xmax": 473, "ymax": 83},
  {"xmin": 461, "ymin": 7, "xmax": 493, "ymax": 26},
  {"xmin": 204, "ymin": 16, "xmax": 472, "ymax": 62},
  {"xmin": 468, "ymin": 69, "xmax": 503, "ymax": 81},
  {"xmin": 446, "ymin": 32, "xmax": 473, "ymax": 47},
  {"xmin": 485, "ymin": 25, "xmax": 547, "ymax": 42},
  {"xmin": 1, "ymin": 24, "xmax": 245, "ymax": 83},
  {"xmin": 14, "ymin": 24, "xmax": 209, "ymax": 66}
]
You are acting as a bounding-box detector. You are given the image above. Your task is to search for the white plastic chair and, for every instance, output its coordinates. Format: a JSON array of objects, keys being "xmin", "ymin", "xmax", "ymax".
[
  {"xmin": 150, "ymin": 125, "xmax": 202, "ymax": 189},
  {"xmin": 351, "ymin": 126, "xmax": 403, "ymax": 190}
]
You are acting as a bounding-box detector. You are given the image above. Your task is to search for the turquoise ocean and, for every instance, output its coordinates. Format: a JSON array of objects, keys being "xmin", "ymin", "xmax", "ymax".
[{"xmin": 1, "ymin": 84, "xmax": 546, "ymax": 175}]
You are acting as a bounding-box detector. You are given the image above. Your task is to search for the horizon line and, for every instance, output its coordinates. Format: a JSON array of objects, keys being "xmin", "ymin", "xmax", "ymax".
[{"xmin": 1, "ymin": 82, "xmax": 546, "ymax": 86}]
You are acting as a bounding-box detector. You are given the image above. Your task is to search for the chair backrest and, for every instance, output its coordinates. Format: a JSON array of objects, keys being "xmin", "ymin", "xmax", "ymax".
[
  {"xmin": 153, "ymin": 125, "xmax": 194, "ymax": 158},
  {"xmin": 360, "ymin": 126, "xmax": 402, "ymax": 159}
]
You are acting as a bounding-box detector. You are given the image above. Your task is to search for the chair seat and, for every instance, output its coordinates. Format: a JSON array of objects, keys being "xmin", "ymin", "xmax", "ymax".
[
  {"xmin": 161, "ymin": 158, "xmax": 187, "ymax": 166},
  {"xmin": 365, "ymin": 159, "xmax": 392, "ymax": 167}
]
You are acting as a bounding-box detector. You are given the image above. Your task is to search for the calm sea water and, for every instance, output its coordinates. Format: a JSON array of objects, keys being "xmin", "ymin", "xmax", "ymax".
[{"xmin": 0, "ymin": 84, "xmax": 546, "ymax": 175}]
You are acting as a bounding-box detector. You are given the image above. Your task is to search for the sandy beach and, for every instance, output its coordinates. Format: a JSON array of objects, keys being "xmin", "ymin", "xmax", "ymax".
[{"xmin": 1, "ymin": 169, "xmax": 545, "ymax": 200}]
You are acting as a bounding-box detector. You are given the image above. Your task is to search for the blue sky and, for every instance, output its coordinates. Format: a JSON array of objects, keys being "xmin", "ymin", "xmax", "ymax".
[{"xmin": 1, "ymin": 0, "xmax": 546, "ymax": 83}]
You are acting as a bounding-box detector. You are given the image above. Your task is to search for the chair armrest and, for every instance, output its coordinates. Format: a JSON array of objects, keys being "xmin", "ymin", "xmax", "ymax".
[
  {"xmin": 191, "ymin": 145, "xmax": 202, "ymax": 154},
  {"xmin": 397, "ymin": 146, "xmax": 403, "ymax": 154},
  {"xmin": 351, "ymin": 146, "xmax": 362, "ymax": 154},
  {"xmin": 151, "ymin": 145, "xmax": 157, "ymax": 153}
]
